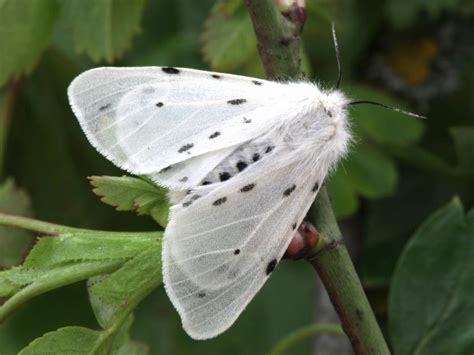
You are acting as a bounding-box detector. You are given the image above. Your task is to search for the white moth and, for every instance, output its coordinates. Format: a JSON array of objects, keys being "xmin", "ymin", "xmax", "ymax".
[{"xmin": 68, "ymin": 66, "xmax": 351, "ymax": 339}]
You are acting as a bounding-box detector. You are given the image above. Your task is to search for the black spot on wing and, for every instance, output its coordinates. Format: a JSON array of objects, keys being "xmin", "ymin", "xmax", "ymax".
[
  {"xmin": 179, "ymin": 176, "xmax": 188, "ymax": 182},
  {"xmin": 234, "ymin": 249, "xmax": 240, "ymax": 255},
  {"xmin": 265, "ymin": 146, "xmax": 274, "ymax": 154},
  {"xmin": 252, "ymin": 80, "xmax": 263, "ymax": 86},
  {"xmin": 162, "ymin": 67, "xmax": 180, "ymax": 74},
  {"xmin": 98, "ymin": 103, "xmax": 111, "ymax": 112},
  {"xmin": 266, "ymin": 259, "xmax": 277, "ymax": 275},
  {"xmin": 213, "ymin": 197, "xmax": 227, "ymax": 206},
  {"xmin": 219, "ymin": 172, "xmax": 231, "ymax": 181},
  {"xmin": 178, "ymin": 143, "xmax": 193, "ymax": 153},
  {"xmin": 236, "ymin": 161, "xmax": 248, "ymax": 172},
  {"xmin": 201, "ymin": 181, "xmax": 211, "ymax": 186},
  {"xmin": 209, "ymin": 131, "xmax": 221, "ymax": 139},
  {"xmin": 155, "ymin": 102, "xmax": 164, "ymax": 107},
  {"xmin": 182, "ymin": 201, "xmax": 193, "ymax": 207},
  {"xmin": 191, "ymin": 194, "xmax": 201, "ymax": 201},
  {"xmin": 227, "ymin": 98, "xmax": 246, "ymax": 105},
  {"xmin": 292, "ymin": 223, "xmax": 297, "ymax": 230},
  {"xmin": 252, "ymin": 153, "xmax": 260, "ymax": 162},
  {"xmin": 240, "ymin": 183, "xmax": 255, "ymax": 192},
  {"xmin": 211, "ymin": 74, "xmax": 221, "ymax": 79},
  {"xmin": 197, "ymin": 291, "xmax": 206, "ymax": 298},
  {"xmin": 283, "ymin": 184, "xmax": 296, "ymax": 197},
  {"xmin": 312, "ymin": 182, "xmax": 319, "ymax": 192},
  {"xmin": 243, "ymin": 117, "xmax": 252, "ymax": 123}
]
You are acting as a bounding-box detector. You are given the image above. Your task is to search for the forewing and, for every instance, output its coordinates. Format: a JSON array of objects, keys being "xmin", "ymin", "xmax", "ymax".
[
  {"xmin": 162, "ymin": 154, "xmax": 323, "ymax": 339},
  {"xmin": 68, "ymin": 67, "xmax": 291, "ymax": 175}
]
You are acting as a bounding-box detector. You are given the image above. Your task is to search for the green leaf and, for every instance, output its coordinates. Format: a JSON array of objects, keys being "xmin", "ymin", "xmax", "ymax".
[
  {"xmin": 18, "ymin": 317, "xmax": 148, "ymax": 355},
  {"xmin": 389, "ymin": 198, "xmax": 474, "ymax": 354},
  {"xmin": 89, "ymin": 245, "xmax": 162, "ymax": 328},
  {"xmin": 0, "ymin": 0, "xmax": 60, "ymax": 87},
  {"xmin": 346, "ymin": 84, "xmax": 425, "ymax": 146},
  {"xmin": 345, "ymin": 145, "xmax": 398, "ymax": 198},
  {"xmin": 64, "ymin": 0, "xmax": 146, "ymax": 63},
  {"xmin": 0, "ymin": 179, "xmax": 34, "ymax": 267},
  {"xmin": 90, "ymin": 175, "xmax": 169, "ymax": 227},
  {"xmin": 23, "ymin": 231, "xmax": 160, "ymax": 268},
  {"xmin": 450, "ymin": 126, "xmax": 474, "ymax": 177},
  {"xmin": 18, "ymin": 326, "xmax": 103, "ymax": 355},
  {"xmin": 327, "ymin": 167, "xmax": 359, "ymax": 219},
  {"xmin": 0, "ymin": 261, "xmax": 119, "ymax": 299},
  {"xmin": 202, "ymin": 0, "xmax": 257, "ymax": 71}
]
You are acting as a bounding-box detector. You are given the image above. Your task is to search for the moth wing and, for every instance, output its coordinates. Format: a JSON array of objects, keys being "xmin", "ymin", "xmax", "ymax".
[
  {"xmin": 163, "ymin": 154, "xmax": 323, "ymax": 339},
  {"xmin": 68, "ymin": 67, "xmax": 294, "ymax": 175},
  {"xmin": 146, "ymin": 146, "xmax": 235, "ymax": 190}
]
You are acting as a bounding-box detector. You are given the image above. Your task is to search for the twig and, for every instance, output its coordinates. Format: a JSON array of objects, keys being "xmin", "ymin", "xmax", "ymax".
[{"xmin": 244, "ymin": 1, "xmax": 390, "ymax": 354}]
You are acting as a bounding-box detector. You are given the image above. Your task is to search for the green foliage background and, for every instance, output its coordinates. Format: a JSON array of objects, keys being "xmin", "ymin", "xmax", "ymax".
[{"xmin": 0, "ymin": 0, "xmax": 473, "ymax": 354}]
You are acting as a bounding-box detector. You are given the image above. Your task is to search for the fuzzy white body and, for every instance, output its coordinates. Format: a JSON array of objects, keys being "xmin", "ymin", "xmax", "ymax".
[{"xmin": 68, "ymin": 67, "xmax": 351, "ymax": 339}]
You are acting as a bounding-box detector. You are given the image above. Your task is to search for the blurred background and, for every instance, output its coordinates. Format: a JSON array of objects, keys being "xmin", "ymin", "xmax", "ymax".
[{"xmin": 0, "ymin": 0, "xmax": 473, "ymax": 354}]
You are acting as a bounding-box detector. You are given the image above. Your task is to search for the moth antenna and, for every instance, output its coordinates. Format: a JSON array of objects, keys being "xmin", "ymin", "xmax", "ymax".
[
  {"xmin": 348, "ymin": 100, "xmax": 426, "ymax": 119},
  {"xmin": 332, "ymin": 22, "xmax": 342, "ymax": 90}
]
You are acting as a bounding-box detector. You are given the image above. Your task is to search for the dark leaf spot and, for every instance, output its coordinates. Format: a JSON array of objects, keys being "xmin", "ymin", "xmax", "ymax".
[
  {"xmin": 312, "ymin": 182, "xmax": 319, "ymax": 192},
  {"xmin": 252, "ymin": 80, "xmax": 263, "ymax": 86},
  {"xmin": 227, "ymin": 98, "xmax": 246, "ymax": 105},
  {"xmin": 234, "ymin": 249, "xmax": 240, "ymax": 255},
  {"xmin": 240, "ymin": 183, "xmax": 255, "ymax": 192},
  {"xmin": 252, "ymin": 153, "xmax": 260, "ymax": 162},
  {"xmin": 99, "ymin": 103, "xmax": 111, "ymax": 112},
  {"xmin": 155, "ymin": 102, "xmax": 164, "ymax": 107},
  {"xmin": 356, "ymin": 309, "xmax": 364, "ymax": 321},
  {"xmin": 209, "ymin": 131, "xmax": 221, "ymax": 139},
  {"xmin": 266, "ymin": 259, "xmax": 277, "ymax": 275},
  {"xmin": 178, "ymin": 143, "xmax": 193, "ymax": 153},
  {"xmin": 197, "ymin": 291, "xmax": 206, "ymax": 298},
  {"xmin": 219, "ymin": 172, "xmax": 231, "ymax": 181},
  {"xmin": 211, "ymin": 74, "xmax": 221, "ymax": 79},
  {"xmin": 162, "ymin": 67, "xmax": 180, "ymax": 74},
  {"xmin": 236, "ymin": 161, "xmax": 248, "ymax": 172},
  {"xmin": 213, "ymin": 197, "xmax": 227, "ymax": 206},
  {"xmin": 283, "ymin": 184, "xmax": 296, "ymax": 197}
]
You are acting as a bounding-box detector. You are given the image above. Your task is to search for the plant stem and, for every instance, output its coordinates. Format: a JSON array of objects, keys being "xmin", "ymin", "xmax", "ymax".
[
  {"xmin": 268, "ymin": 323, "xmax": 344, "ymax": 355},
  {"xmin": 0, "ymin": 260, "xmax": 123, "ymax": 321},
  {"xmin": 0, "ymin": 212, "xmax": 83, "ymax": 235},
  {"xmin": 245, "ymin": 1, "xmax": 390, "ymax": 354},
  {"xmin": 245, "ymin": 0, "xmax": 302, "ymax": 80}
]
